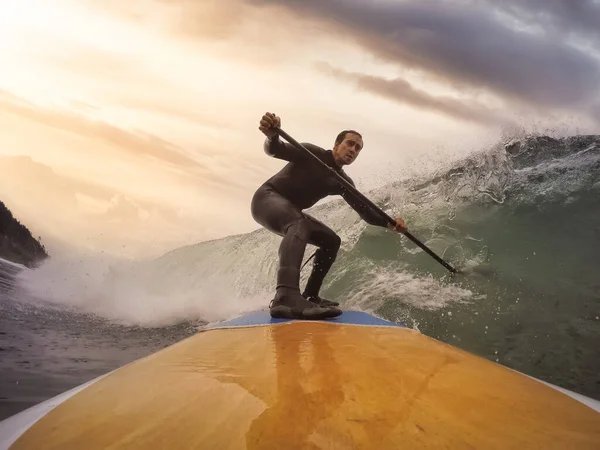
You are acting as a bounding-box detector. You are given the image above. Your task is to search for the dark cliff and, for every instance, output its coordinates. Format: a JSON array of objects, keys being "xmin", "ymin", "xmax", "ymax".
[{"xmin": 0, "ymin": 201, "xmax": 49, "ymax": 267}]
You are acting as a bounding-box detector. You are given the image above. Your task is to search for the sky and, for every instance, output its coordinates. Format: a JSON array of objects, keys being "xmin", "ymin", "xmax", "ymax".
[{"xmin": 1, "ymin": 0, "xmax": 598, "ymax": 259}]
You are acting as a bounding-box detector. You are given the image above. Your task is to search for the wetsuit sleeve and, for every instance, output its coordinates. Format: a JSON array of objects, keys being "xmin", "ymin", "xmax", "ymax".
[
  {"xmin": 340, "ymin": 180, "xmax": 389, "ymax": 228},
  {"xmin": 263, "ymin": 136, "xmax": 318, "ymax": 162}
]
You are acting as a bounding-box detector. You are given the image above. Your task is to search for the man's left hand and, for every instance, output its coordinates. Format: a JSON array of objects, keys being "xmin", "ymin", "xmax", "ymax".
[{"xmin": 387, "ymin": 217, "xmax": 408, "ymax": 233}]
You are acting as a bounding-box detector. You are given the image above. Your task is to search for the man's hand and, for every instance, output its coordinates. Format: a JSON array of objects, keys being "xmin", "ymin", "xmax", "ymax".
[
  {"xmin": 259, "ymin": 112, "xmax": 281, "ymax": 139},
  {"xmin": 387, "ymin": 217, "xmax": 408, "ymax": 233}
]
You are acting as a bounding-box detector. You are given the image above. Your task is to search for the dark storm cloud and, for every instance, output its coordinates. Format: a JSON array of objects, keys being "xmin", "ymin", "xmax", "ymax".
[
  {"xmin": 317, "ymin": 63, "xmax": 508, "ymax": 125},
  {"xmin": 485, "ymin": 0, "xmax": 600, "ymax": 40},
  {"xmin": 89, "ymin": 0, "xmax": 600, "ymax": 123},
  {"xmin": 244, "ymin": 0, "xmax": 600, "ymax": 114}
]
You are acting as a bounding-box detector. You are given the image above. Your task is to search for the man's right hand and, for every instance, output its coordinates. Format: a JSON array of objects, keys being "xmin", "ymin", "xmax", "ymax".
[
  {"xmin": 387, "ymin": 217, "xmax": 408, "ymax": 233},
  {"xmin": 259, "ymin": 112, "xmax": 281, "ymax": 139}
]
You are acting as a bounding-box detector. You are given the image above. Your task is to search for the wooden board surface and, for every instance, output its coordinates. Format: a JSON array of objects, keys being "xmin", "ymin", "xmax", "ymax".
[{"xmin": 11, "ymin": 322, "xmax": 600, "ymax": 449}]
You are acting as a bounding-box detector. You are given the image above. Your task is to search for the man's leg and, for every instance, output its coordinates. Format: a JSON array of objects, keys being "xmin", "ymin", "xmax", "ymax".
[
  {"xmin": 300, "ymin": 215, "xmax": 342, "ymax": 306},
  {"xmin": 250, "ymin": 186, "xmax": 342, "ymax": 319}
]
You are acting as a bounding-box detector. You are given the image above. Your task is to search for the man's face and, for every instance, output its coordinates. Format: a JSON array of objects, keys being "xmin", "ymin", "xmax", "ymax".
[{"xmin": 333, "ymin": 133, "xmax": 363, "ymax": 166}]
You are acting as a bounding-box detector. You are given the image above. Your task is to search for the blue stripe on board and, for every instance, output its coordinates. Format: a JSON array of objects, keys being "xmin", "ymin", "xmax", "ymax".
[{"xmin": 206, "ymin": 310, "xmax": 405, "ymax": 330}]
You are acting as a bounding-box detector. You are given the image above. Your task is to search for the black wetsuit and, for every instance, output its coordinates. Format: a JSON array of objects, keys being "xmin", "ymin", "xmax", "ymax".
[{"xmin": 251, "ymin": 135, "xmax": 387, "ymax": 298}]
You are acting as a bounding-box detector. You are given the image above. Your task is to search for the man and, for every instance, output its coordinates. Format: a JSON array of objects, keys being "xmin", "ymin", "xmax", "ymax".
[{"xmin": 251, "ymin": 112, "xmax": 407, "ymax": 320}]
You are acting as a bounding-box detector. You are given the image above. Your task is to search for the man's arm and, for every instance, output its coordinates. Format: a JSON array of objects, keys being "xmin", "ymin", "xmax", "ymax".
[
  {"xmin": 260, "ymin": 112, "xmax": 323, "ymax": 163},
  {"xmin": 339, "ymin": 180, "xmax": 389, "ymax": 228},
  {"xmin": 264, "ymin": 136, "xmax": 323, "ymax": 163}
]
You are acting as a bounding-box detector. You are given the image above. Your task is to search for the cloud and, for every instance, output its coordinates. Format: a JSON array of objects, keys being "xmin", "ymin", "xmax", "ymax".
[
  {"xmin": 0, "ymin": 155, "xmax": 80, "ymax": 210},
  {"xmin": 256, "ymin": 1, "xmax": 599, "ymax": 104},
  {"xmin": 111, "ymin": 95, "xmax": 232, "ymax": 131},
  {"xmin": 485, "ymin": 0, "xmax": 600, "ymax": 41},
  {"xmin": 0, "ymin": 90, "xmax": 250, "ymax": 193},
  {"xmin": 590, "ymin": 102, "xmax": 600, "ymax": 123},
  {"xmin": 0, "ymin": 91, "xmax": 195, "ymax": 167},
  {"xmin": 0, "ymin": 154, "xmax": 222, "ymax": 257},
  {"xmin": 34, "ymin": 41, "xmax": 230, "ymax": 128},
  {"xmin": 38, "ymin": 42, "xmax": 140, "ymax": 80},
  {"xmin": 316, "ymin": 63, "xmax": 510, "ymax": 126},
  {"xmin": 73, "ymin": 0, "xmax": 600, "ymax": 124},
  {"xmin": 164, "ymin": 0, "xmax": 596, "ymax": 124}
]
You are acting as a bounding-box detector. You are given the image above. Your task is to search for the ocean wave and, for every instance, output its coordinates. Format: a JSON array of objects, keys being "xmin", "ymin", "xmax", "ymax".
[{"xmin": 11, "ymin": 133, "xmax": 599, "ymax": 328}]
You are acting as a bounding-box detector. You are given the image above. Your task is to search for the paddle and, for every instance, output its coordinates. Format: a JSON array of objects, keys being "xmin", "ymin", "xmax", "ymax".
[{"xmin": 273, "ymin": 127, "xmax": 460, "ymax": 274}]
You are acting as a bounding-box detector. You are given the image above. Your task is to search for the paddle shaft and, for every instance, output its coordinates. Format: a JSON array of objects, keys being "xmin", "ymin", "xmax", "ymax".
[{"xmin": 274, "ymin": 127, "xmax": 459, "ymax": 274}]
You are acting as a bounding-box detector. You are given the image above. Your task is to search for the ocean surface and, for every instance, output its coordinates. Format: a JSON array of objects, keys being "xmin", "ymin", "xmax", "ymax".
[{"xmin": 1, "ymin": 133, "xmax": 599, "ymax": 420}]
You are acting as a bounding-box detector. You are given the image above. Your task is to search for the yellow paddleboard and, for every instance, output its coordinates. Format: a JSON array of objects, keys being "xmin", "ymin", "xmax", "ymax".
[{"xmin": 1, "ymin": 311, "xmax": 599, "ymax": 449}]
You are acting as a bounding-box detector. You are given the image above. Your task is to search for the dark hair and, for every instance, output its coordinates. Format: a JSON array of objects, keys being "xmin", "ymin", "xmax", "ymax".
[{"xmin": 335, "ymin": 130, "xmax": 362, "ymax": 146}]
